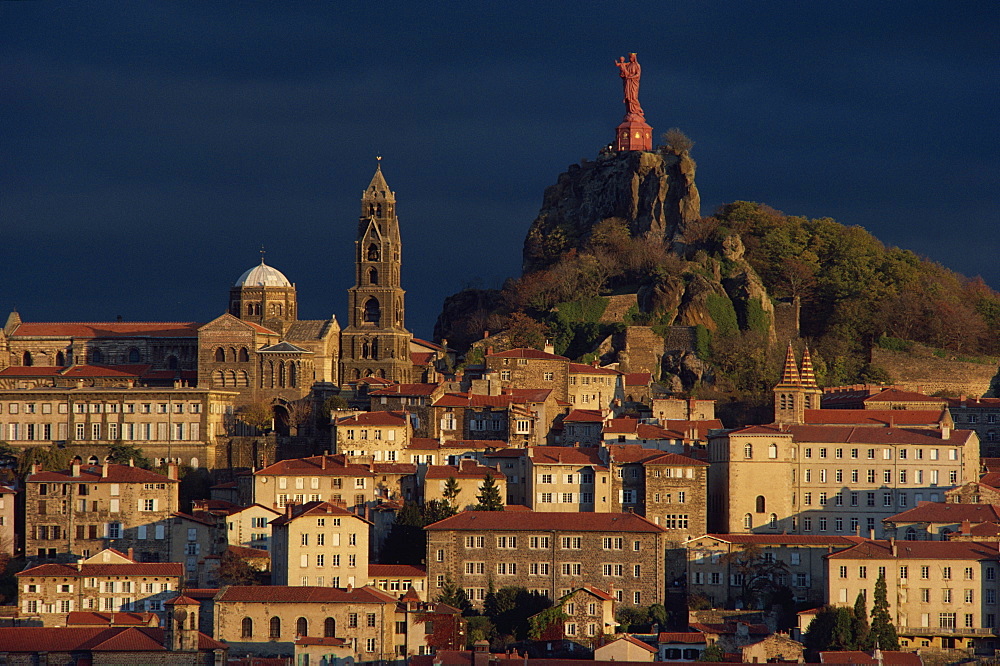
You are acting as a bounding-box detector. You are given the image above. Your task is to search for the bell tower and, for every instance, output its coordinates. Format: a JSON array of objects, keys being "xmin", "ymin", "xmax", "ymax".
[{"xmin": 340, "ymin": 160, "xmax": 413, "ymax": 383}]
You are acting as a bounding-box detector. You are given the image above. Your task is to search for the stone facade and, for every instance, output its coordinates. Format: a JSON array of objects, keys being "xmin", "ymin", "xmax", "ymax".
[
  {"xmin": 526, "ymin": 446, "xmax": 613, "ymax": 513},
  {"xmin": 249, "ymin": 453, "xmax": 376, "ymax": 514},
  {"xmin": 0, "ymin": 386, "xmax": 237, "ymax": 469},
  {"xmin": 269, "ymin": 501, "xmax": 370, "ymax": 587},
  {"xmin": 16, "ymin": 548, "xmax": 182, "ymax": 626},
  {"xmin": 485, "ymin": 348, "xmax": 569, "ymax": 403},
  {"xmin": 25, "ymin": 461, "xmax": 179, "ymax": 563},
  {"xmin": 340, "ymin": 165, "xmax": 414, "ymax": 383},
  {"xmin": 567, "ymin": 363, "xmax": 621, "ymax": 409},
  {"xmin": 334, "ymin": 410, "xmax": 411, "ymax": 461},
  {"xmin": 425, "ymin": 510, "xmax": 666, "ymax": 608}
]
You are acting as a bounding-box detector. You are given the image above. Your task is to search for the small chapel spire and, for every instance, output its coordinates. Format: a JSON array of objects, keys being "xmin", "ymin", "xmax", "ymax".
[
  {"xmin": 778, "ymin": 342, "xmax": 801, "ymax": 386},
  {"xmin": 799, "ymin": 347, "xmax": 818, "ymax": 387}
]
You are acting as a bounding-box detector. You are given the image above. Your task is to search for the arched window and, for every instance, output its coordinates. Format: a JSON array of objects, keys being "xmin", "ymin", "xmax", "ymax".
[
  {"xmin": 378, "ymin": 369, "xmax": 386, "ymax": 379},
  {"xmin": 744, "ymin": 513, "xmax": 752, "ymax": 530},
  {"xmin": 353, "ymin": 369, "xmax": 361, "ymax": 380},
  {"xmin": 375, "ymin": 203, "xmax": 382, "ymax": 216},
  {"xmin": 768, "ymin": 443, "xmax": 778, "ymax": 459},
  {"xmin": 371, "ymin": 338, "xmax": 379, "ymax": 360},
  {"xmin": 324, "ymin": 617, "xmax": 336, "ymax": 638},
  {"xmin": 755, "ymin": 496, "xmax": 766, "ymax": 513},
  {"xmin": 289, "ymin": 363, "xmax": 297, "ymax": 388},
  {"xmin": 779, "ymin": 393, "xmax": 787, "ymax": 409},
  {"xmin": 363, "ymin": 297, "xmax": 381, "ymax": 325},
  {"xmin": 190, "ymin": 457, "xmax": 199, "ymax": 468},
  {"xmin": 22, "ymin": 351, "xmax": 32, "ymax": 366},
  {"xmin": 362, "ymin": 341, "xmax": 370, "ymax": 359},
  {"xmin": 226, "ymin": 370, "xmax": 237, "ymax": 388},
  {"xmin": 269, "ymin": 616, "xmax": 281, "ymax": 639},
  {"xmin": 56, "ymin": 351, "xmax": 65, "ymax": 366},
  {"xmin": 367, "ymin": 243, "xmax": 380, "ymax": 261},
  {"xmin": 744, "ymin": 444, "xmax": 753, "ymax": 459},
  {"xmin": 278, "ymin": 362, "xmax": 286, "ymax": 388},
  {"xmin": 905, "ymin": 527, "xmax": 917, "ymax": 541},
  {"xmin": 88, "ymin": 456, "xmax": 99, "ymax": 465},
  {"xmin": 239, "ymin": 370, "xmax": 250, "ymax": 387},
  {"xmin": 296, "ymin": 617, "xmax": 308, "ymax": 637},
  {"xmin": 212, "ymin": 370, "xmax": 224, "ymax": 387},
  {"xmin": 369, "ymin": 267, "xmax": 379, "ymax": 285},
  {"xmin": 241, "ymin": 617, "xmax": 253, "ymax": 638},
  {"xmin": 228, "ymin": 347, "xmax": 237, "ymax": 363},
  {"xmin": 239, "ymin": 347, "xmax": 249, "ymax": 362},
  {"xmin": 247, "ymin": 303, "xmax": 254, "ymax": 316},
  {"xmin": 91, "ymin": 348, "xmax": 103, "ymax": 364},
  {"xmin": 276, "ymin": 304, "xmax": 283, "ymax": 316},
  {"xmin": 167, "ymin": 355, "xmax": 179, "ymax": 370},
  {"xmin": 269, "ymin": 303, "xmax": 276, "ymax": 316},
  {"xmin": 215, "ymin": 348, "xmax": 225, "ymax": 363},
  {"xmin": 769, "ymin": 513, "xmax": 778, "ymax": 529},
  {"xmin": 127, "ymin": 348, "xmax": 141, "ymax": 363}
]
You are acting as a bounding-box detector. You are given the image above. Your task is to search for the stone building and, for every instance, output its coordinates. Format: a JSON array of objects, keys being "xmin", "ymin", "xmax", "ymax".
[
  {"xmin": 214, "ymin": 585, "xmax": 400, "ymax": 660},
  {"xmin": 948, "ymin": 396, "xmax": 1000, "ymax": 457},
  {"xmin": 425, "ymin": 510, "xmax": 666, "ymax": 607},
  {"xmin": 485, "ymin": 348, "xmax": 570, "ymax": 403},
  {"xmin": 882, "ymin": 502, "xmax": 1000, "ymax": 541},
  {"xmin": 684, "ymin": 533, "xmax": 861, "ymax": 608},
  {"xmin": 17, "ymin": 547, "xmax": 182, "ymax": 625},
  {"xmin": 246, "ymin": 453, "xmax": 376, "ymax": 513},
  {"xmin": 224, "ymin": 502, "xmax": 281, "ymax": 551},
  {"xmin": 269, "ymin": 500, "xmax": 371, "ymax": 587},
  {"xmin": 608, "ymin": 446, "xmax": 709, "ymax": 541},
  {"xmin": 25, "ymin": 461, "xmax": 179, "ymax": 562},
  {"xmin": 526, "ymin": 446, "xmax": 612, "ymax": 513},
  {"xmin": 827, "ymin": 539, "xmax": 1000, "ymax": 653},
  {"xmin": 567, "ymin": 363, "xmax": 621, "ymax": 409},
  {"xmin": 708, "ymin": 422, "xmax": 980, "ymax": 537},
  {"xmin": 423, "ymin": 459, "xmax": 506, "ymax": 510},
  {"xmin": 334, "ymin": 409, "xmax": 412, "ymax": 460},
  {"xmin": 340, "ymin": 164, "xmax": 414, "ymax": 383},
  {"xmin": 0, "ymin": 484, "xmax": 17, "ymax": 556},
  {"xmin": 0, "ymin": 385, "xmax": 238, "ymax": 469},
  {"xmin": 530, "ymin": 586, "xmax": 617, "ymax": 652}
]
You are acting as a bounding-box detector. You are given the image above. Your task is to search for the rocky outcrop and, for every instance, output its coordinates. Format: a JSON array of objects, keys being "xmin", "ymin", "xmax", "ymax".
[
  {"xmin": 433, "ymin": 288, "xmax": 506, "ymax": 352},
  {"xmin": 522, "ymin": 150, "xmax": 701, "ymax": 273}
]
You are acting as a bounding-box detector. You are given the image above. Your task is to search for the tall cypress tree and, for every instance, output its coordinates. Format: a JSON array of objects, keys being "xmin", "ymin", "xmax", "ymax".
[
  {"xmin": 869, "ymin": 572, "xmax": 900, "ymax": 650},
  {"xmin": 853, "ymin": 591, "xmax": 870, "ymax": 649},
  {"xmin": 475, "ymin": 474, "xmax": 504, "ymax": 510}
]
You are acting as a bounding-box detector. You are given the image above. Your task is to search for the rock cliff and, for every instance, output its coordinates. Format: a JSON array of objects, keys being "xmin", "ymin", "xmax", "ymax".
[{"xmin": 522, "ymin": 149, "xmax": 701, "ymax": 273}]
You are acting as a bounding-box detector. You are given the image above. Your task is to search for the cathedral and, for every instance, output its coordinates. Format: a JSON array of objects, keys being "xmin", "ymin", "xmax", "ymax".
[{"xmin": 0, "ymin": 164, "xmax": 440, "ymax": 407}]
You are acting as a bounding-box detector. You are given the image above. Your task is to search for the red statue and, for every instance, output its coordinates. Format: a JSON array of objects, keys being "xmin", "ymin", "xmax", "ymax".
[{"xmin": 615, "ymin": 53, "xmax": 643, "ymax": 118}]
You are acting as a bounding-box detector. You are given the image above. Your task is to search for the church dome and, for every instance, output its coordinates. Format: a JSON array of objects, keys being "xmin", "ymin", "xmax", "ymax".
[{"xmin": 235, "ymin": 260, "xmax": 292, "ymax": 288}]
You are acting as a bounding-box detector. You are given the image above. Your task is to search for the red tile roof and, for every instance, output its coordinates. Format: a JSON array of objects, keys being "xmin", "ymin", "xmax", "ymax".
[
  {"xmin": 216, "ymin": 585, "xmax": 398, "ymax": 604},
  {"xmin": 27, "ymin": 463, "xmax": 177, "ymax": 485},
  {"xmin": 412, "ymin": 337, "xmax": 446, "ymax": 351},
  {"xmin": 568, "ymin": 363, "xmax": 619, "ymax": 375},
  {"xmin": 827, "ymin": 539, "xmax": 1000, "ymax": 561},
  {"xmin": 804, "ymin": 409, "xmax": 948, "ymax": 426},
  {"xmin": 529, "ymin": 446, "xmax": 606, "ymax": 467},
  {"xmin": 270, "ymin": 501, "xmax": 366, "ymax": 526},
  {"xmin": 370, "ymin": 462, "xmax": 418, "ymax": 473},
  {"xmin": 370, "ymin": 383, "xmax": 442, "ymax": 397},
  {"xmin": 729, "ymin": 423, "xmax": 975, "ymax": 446},
  {"xmin": 642, "ymin": 452, "xmax": 710, "ymax": 467},
  {"xmin": 12, "ymin": 322, "xmax": 201, "ymax": 338},
  {"xmin": 426, "ymin": 510, "xmax": 665, "ymax": 533},
  {"xmin": 0, "ymin": 366, "xmax": 64, "ymax": 377},
  {"xmin": 508, "ymin": 388, "xmax": 554, "ymax": 402},
  {"xmin": 564, "ymin": 409, "xmax": 604, "ymax": 423},
  {"xmin": 576, "ymin": 585, "xmax": 614, "ymax": 601},
  {"xmin": 884, "ymin": 502, "xmax": 1000, "ymax": 524},
  {"xmin": 18, "ymin": 561, "xmax": 183, "ymax": 578},
  {"xmin": 0, "ymin": 626, "xmax": 224, "ymax": 652},
  {"xmin": 488, "ymin": 348, "xmax": 568, "ymax": 361},
  {"xmin": 610, "ymin": 635, "xmax": 657, "ymax": 653},
  {"xmin": 949, "ymin": 397, "xmax": 1000, "ymax": 408},
  {"xmin": 408, "ymin": 438, "xmax": 442, "ymax": 450},
  {"xmin": 865, "ymin": 388, "xmax": 945, "ymax": 403},
  {"xmin": 336, "ymin": 410, "xmax": 408, "ymax": 426},
  {"xmin": 980, "ymin": 472, "xmax": 1000, "ymax": 488},
  {"xmin": 820, "ymin": 651, "xmax": 922, "ymax": 666},
  {"xmin": 368, "ymin": 563, "xmax": 427, "ymax": 577},
  {"xmin": 604, "ymin": 417, "xmax": 639, "ymax": 434},
  {"xmin": 66, "ymin": 611, "xmax": 159, "ymax": 626},
  {"xmin": 439, "ymin": 440, "xmax": 510, "ymax": 450},
  {"xmin": 166, "ymin": 594, "xmax": 201, "ymax": 606},
  {"xmin": 411, "ymin": 352, "xmax": 436, "ymax": 365},
  {"xmin": 297, "ymin": 636, "xmax": 350, "ymax": 646},
  {"xmin": 658, "ymin": 632, "xmax": 708, "ymax": 643},
  {"xmin": 255, "ymin": 454, "xmax": 374, "ymax": 477},
  {"xmin": 181, "ymin": 588, "xmax": 220, "ymax": 599},
  {"xmin": 227, "ymin": 545, "xmax": 270, "ymax": 559},
  {"xmin": 624, "ymin": 372, "xmax": 652, "ymax": 386}
]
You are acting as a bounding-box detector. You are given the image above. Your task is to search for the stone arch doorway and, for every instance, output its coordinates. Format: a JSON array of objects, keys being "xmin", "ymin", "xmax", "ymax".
[{"xmin": 273, "ymin": 404, "xmax": 291, "ymax": 437}]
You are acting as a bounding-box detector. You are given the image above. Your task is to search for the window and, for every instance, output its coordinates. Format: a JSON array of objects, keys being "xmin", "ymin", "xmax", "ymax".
[
  {"xmin": 296, "ymin": 617, "xmax": 309, "ymax": 637},
  {"xmin": 269, "ymin": 616, "xmax": 281, "ymax": 639}
]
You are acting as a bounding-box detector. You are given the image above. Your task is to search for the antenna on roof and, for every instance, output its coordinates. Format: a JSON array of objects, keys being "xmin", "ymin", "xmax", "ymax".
[{"xmin": 260, "ymin": 245, "xmax": 266, "ymax": 263}]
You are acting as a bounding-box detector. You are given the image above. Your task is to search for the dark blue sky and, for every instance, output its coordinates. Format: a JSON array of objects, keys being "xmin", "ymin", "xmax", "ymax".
[{"xmin": 2, "ymin": 2, "xmax": 998, "ymax": 339}]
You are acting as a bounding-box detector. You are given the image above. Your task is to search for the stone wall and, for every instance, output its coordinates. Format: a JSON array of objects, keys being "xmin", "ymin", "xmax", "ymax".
[
  {"xmin": 871, "ymin": 348, "xmax": 999, "ymax": 397},
  {"xmin": 616, "ymin": 327, "xmax": 664, "ymax": 376},
  {"xmin": 599, "ymin": 294, "xmax": 638, "ymax": 323},
  {"xmin": 663, "ymin": 326, "xmax": 696, "ymax": 352}
]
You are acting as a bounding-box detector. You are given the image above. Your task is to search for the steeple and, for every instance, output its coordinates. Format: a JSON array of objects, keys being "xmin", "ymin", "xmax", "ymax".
[
  {"xmin": 777, "ymin": 342, "xmax": 801, "ymax": 387},
  {"xmin": 341, "ymin": 160, "xmax": 413, "ymax": 384},
  {"xmin": 799, "ymin": 347, "xmax": 818, "ymax": 387}
]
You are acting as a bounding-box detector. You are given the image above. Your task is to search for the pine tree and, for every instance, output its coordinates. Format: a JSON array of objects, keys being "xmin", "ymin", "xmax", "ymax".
[
  {"xmin": 443, "ymin": 476, "xmax": 461, "ymax": 509},
  {"xmin": 436, "ymin": 577, "xmax": 473, "ymax": 615},
  {"xmin": 475, "ymin": 474, "xmax": 504, "ymax": 511},
  {"xmin": 869, "ymin": 572, "xmax": 899, "ymax": 650}
]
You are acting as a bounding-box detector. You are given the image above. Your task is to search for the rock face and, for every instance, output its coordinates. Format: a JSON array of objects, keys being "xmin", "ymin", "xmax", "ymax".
[{"xmin": 522, "ymin": 150, "xmax": 701, "ymax": 273}]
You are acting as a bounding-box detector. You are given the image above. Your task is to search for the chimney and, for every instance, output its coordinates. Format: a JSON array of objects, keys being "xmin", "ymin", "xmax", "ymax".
[
  {"xmin": 321, "ymin": 456, "xmax": 327, "ymax": 470},
  {"xmin": 75, "ymin": 559, "xmax": 83, "ymax": 571},
  {"xmin": 346, "ymin": 583, "xmax": 353, "ymax": 592},
  {"xmin": 869, "ymin": 528, "xmax": 875, "ymax": 540},
  {"xmin": 890, "ymin": 537, "xmax": 897, "ymax": 556},
  {"xmin": 962, "ymin": 519, "xmax": 971, "ymax": 534},
  {"xmin": 544, "ymin": 340, "xmax": 555, "ymax": 355},
  {"xmin": 127, "ymin": 547, "xmax": 135, "ymax": 561},
  {"xmin": 71, "ymin": 459, "xmax": 81, "ymax": 478},
  {"xmin": 887, "ymin": 414, "xmax": 894, "ymax": 428},
  {"xmin": 473, "ymin": 640, "xmax": 490, "ymax": 666},
  {"xmin": 128, "ymin": 458, "xmax": 134, "ymax": 467},
  {"xmin": 101, "ymin": 464, "xmax": 108, "ymax": 478},
  {"xmin": 942, "ymin": 422, "xmax": 951, "ymax": 440},
  {"xmin": 166, "ymin": 463, "xmax": 178, "ymax": 480},
  {"xmin": 286, "ymin": 503, "xmax": 294, "ymax": 519}
]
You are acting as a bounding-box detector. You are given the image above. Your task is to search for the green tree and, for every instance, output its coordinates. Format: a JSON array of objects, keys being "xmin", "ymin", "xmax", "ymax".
[
  {"xmin": 869, "ymin": 572, "xmax": 899, "ymax": 650},
  {"xmin": 442, "ymin": 476, "xmax": 461, "ymax": 509},
  {"xmin": 805, "ymin": 606, "xmax": 855, "ymax": 652},
  {"xmin": 106, "ymin": 443, "xmax": 153, "ymax": 469},
  {"xmin": 238, "ymin": 401, "xmax": 274, "ymax": 433},
  {"xmin": 436, "ymin": 577, "xmax": 474, "ymax": 616},
  {"xmin": 853, "ymin": 590, "xmax": 870, "ymax": 649},
  {"xmin": 219, "ymin": 549, "xmax": 260, "ymax": 586},
  {"xmin": 474, "ymin": 474, "xmax": 504, "ymax": 511},
  {"xmin": 720, "ymin": 544, "xmax": 789, "ymax": 610},
  {"xmin": 484, "ymin": 587, "xmax": 551, "ymax": 639},
  {"xmin": 381, "ymin": 500, "xmax": 457, "ymax": 565},
  {"xmin": 698, "ymin": 644, "xmax": 725, "ymax": 662}
]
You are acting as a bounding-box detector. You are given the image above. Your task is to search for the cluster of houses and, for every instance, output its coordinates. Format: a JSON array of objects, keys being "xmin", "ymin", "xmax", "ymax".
[{"xmin": 4, "ymin": 339, "xmax": 1000, "ymax": 666}]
